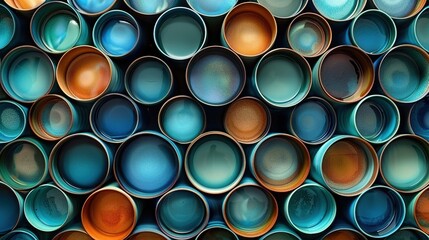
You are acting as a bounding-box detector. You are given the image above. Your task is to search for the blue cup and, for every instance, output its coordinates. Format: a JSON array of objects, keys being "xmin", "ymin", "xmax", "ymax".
[
  {"xmin": 370, "ymin": 0, "xmax": 425, "ymax": 20},
  {"xmin": 290, "ymin": 96, "xmax": 336, "ymax": 145},
  {"xmin": 24, "ymin": 183, "xmax": 76, "ymax": 232},
  {"xmin": 337, "ymin": 94, "xmax": 400, "ymax": 144},
  {"xmin": 401, "ymin": 7, "xmax": 429, "ymax": 52},
  {"xmin": 154, "ymin": 7, "xmax": 207, "ymax": 60},
  {"xmin": 196, "ymin": 222, "xmax": 239, "ymax": 240},
  {"xmin": 385, "ymin": 227, "xmax": 429, "ymax": 240},
  {"xmin": 156, "ymin": 186, "xmax": 209, "ymax": 239},
  {"xmin": 284, "ymin": 180, "xmax": 336, "ymax": 234},
  {"xmin": 125, "ymin": 56, "xmax": 173, "ymax": 105},
  {"xmin": 312, "ymin": 0, "xmax": 366, "ymax": 21},
  {"xmin": 90, "ymin": 93, "xmax": 141, "ymax": 143},
  {"xmin": 185, "ymin": 131, "xmax": 245, "ymax": 194},
  {"xmin": 252, "ymin": 48, "xmax": 312, "ymax": 108},
  {"xmin": 379, "ymin": 134, "xmax": 429, "ymax": 193},
  {"xmin": 377, "ymin": 44, "xmax": 429, "ymax": 103},
  {"xmin": 0, "ymin": 100, "xmax": 27, "ymax": 144},
  {"xmin": 52, "ymin": 223, "xmax": 92, "ymax": 240},
  {"xmin": 114, "ymin": 131, "xmax": 182, "ymax": 198},
  {"xmin": 68, "ymin": 0, "xmax": 116, "ymax": 16},
  {"xmin": 187, "ymin": 0, "xmax": 237, "ymax": 17},
  {"xmin": 0, "ymin": 181, "xmax": 23, "ymax": 235},
  {"xmin": 260, "ymin": 224, "xmax": 302, "ymax": 240},
  {"xmin": 186, "ymin": 46, "xmax": 245, "ymax": 106},
  {"xmin": 159, "ymin": 95, "xmax": 206, "ymax": 144},
  {"xmin": 1, "ymin": 228, "xmax": 39, "ymax": 239},
  {"xmin": 0, "ymin": 138, "xmax": 49, "ymax": 191},
  {"xmin": 31, "ymin": 1, "xmax": 89, "ymax": 54},
  {"xmin": 49, "ymin": 133, "xmax": 112, "ymax": 195},
  {"xmin": 128, "ymin": 224, "xmax": 170, "ymax": 240},
  {"xmin": 322, "ymin": 222, "xmax": 367, "ymax": 239},
  {"xmin": 93, "ymin": 10, "xmax": 142, "ymax": 58},
  {"xmin": 0, "ymin": 46, "xmax": 55, "ymax": 103},
  {"xmin": 124, "ymin": 0, "xmax": 178, "ymax": 16},
  {"xmin": 409, "ymin": 97, "xmax": 429, "ymax": 140},
  {"xmin": 0, "ymin": 4, "xmax": 17, "ymax": 51},
  {"xmin": 347, "ymin": 185, "xmax": 406, "ymax": 238},
  {"xmin": 258, "ymin": 0, "xmax": 307, "ymax": 19}
]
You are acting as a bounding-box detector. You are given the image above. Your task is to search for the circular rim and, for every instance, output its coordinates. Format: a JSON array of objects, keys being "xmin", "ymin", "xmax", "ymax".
[
  {"xmin": 0, "ymin": 181, "xmax": 22, "ymax": 234},
  {"xmin": 124, "ymin": 0, "xmax": 175, "ymax": 16},
  {"xmin": 67, "ymin": 0, "xmax": 116, "ymax": 16},
  {"xmin": 257, "ymin": 0, "xmax": 308, "ymax": 19},
  {"xmin": 312, "ymin": 0, "xmax": 367, "ymax": 22},
  {"xmin": 0, "ymin": 4, "xmax": 16, "ymax": 49},
  {"xmin": 371, "ymin": 0, "xmax": 426, "ymax": 20},
  {"xmin": 186, "ymin": 0, "xmax": 238, "ymax": 17},
  {"xmin": 0, "ymin": 100, "xmax": 27, "ymax": 143},
  {"xmin": 413, "ymin": 7, "xmax": 429, "ymax": 52},
  {"xmin": 196, "ymin": 224, "xmax": 239, "ymax": 240},
  {"xmin": 3, "ymin": 0, "xmax": 44, "ymax": 11}
]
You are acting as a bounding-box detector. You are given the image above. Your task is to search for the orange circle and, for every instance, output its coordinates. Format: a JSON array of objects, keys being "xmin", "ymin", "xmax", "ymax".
[
  {"xmin": 129, "ymin": 232, "xmax": 167, "ymax": 240},
  {"xmin": 4, "ymin": 0, "xmax": 44, "ymax": 10},
  {"xmin": 54, "ymin": 231, "xmax": 92, "ymax": 240},
  {"xmin": 324, "ymin": 230, "xmax": 365, "ymax": 240},
  {"xmin": 416, "ymin": 189, "xmax": 429, "ymax": 233}
]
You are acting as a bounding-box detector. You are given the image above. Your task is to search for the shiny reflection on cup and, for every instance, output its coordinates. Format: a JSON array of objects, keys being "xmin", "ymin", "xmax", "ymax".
[
  {"xmin": 0, "ymin": 100, "xmax": 27, "ymax": 144},
  {"xmin": 52, "ymin": 224, "xmax": 93, "ymax": 240},
  {"xmin": 68, "ymin": 0, "xmax": 116, "ymax": 16},
  {"xmin": 29, "ymin": 94, "xmax": 82, "ymax": 141},
  {"xmin": 0, "ymin": 46, "xmax": 55, "ymax": 102},
  {"xmin": 90, "ymin": 93, "xmax": 141, "ymax": 143},
  {"xmin": 223, "ymin": 181, "xmax": 278, "ymax": 238},
  {"xmin": 114, "ymin": 131, "xmax": 182, "ymax": 198},
  {"xmin": 186, "ymin": 46, "xmax": 245, "ymax": 106},
  {"xmin": 196, "ymin": 222, "xmax": 239, "ymax": 240},
  {"xmin": 379, "ymin": 134, "xmax": 429, "ymax": 193},
  {"xmin": 128, "ymin": 224, "xmax": 170, "ymax": 240},
  {"xmin": 385, "ymin": 227, "xmax": 429, "ymax": 240},
  {"xmin": 403, "ymin": 7, "xmax": 429, "ymax": 52},
  {"xmin": 57, "ymin": 46, "xmax": 122, "ymax": 102},
  {"xmin": 222, "ymin": 2, "xmax": 277, "ymax": 58},
  {"xmin": 253, "ymin": 48, "xmax": 311, "ymax": 108},
  {"xmin": 159, "ymin": 95, "xmax": 206, "ymax": 144},
  {"xmin": 287, "ymin": 13, "xmax": 332, "ymax": 58},
  {"xmin": 124, "ymin": 0, "xmax": 177, "ymax": 16},
  {"xmin": 312, "ymin": 45, "xmax": 374, "ymax": 103},
  {"xmin": 338, "ymin": 95, "xmax": 400, "ymax": 144},
  {"xmin": 156, "ymin": 187, "xmax": 209, "ymax": 239},
  {"xmin": 185, "ymin": 131, "xmax": 245, "ymax": 194},
  {"xmin": 24, "ymin": 183, "xmax": 75, "ymax": 232},
  {"xmin": 49, "ymin": 133, "xmax": 112, "ymax": 195},
  {"xmin": 371, "ymin": 0, "xmax": 426, "ymax": 20},
  {"xmin": 378, "ymin": 44, "xmax": 429, "ymax": 103},
  {"xmin": 154, "ymin": 7, "xmax": 207, "ymax": 60},
  {"xmin": 312, "ymin": 0, "xmax": 366, "ymax": 21},
  {"xmin": 260, "ymin": 224, "xmax": 302, "ymax": 240},
  {"xmin": 0, "ymin": 138, "xmax": 48, "ymax": 191},
  {"xmin": 187, "ymin": 0, "xmax": 237, "ymax": 17},
  {"xmin": 250, "ymin": 133, "xmax": 310, "ymax": 192},
  {"xmin": 258, "ymin": 0, "xmax": 307, "ymax": 19},
  {"xmin": 348, "ymin": 185, "xmax": 405, "ymax": 238},
  {"xmin": 0, "ymin": 4, "xmax": 16, "ymax": 50},
  {"xmin": 321, "ymin": 223, "xmax": 367, "ymax": 240},
  {"xmin": 312, "ymin": 135, "xmax": 378, "ymax": 196},
  {"xmin": 409, "ymin": 98, "xmax": 429, "ymax": 140},
  {"xmin": 348, "ymin": 10, "xmax": 396, "ymax": 55},
  {"xmin": 290, "ymin": 97, "xmax": 336, "ymax": 145},
  {"xmin": 224, "ymin": 97, "xmax": 270, "ymax": 144},
  {"xmin": 0, "ymin": 181, "xmax": 23, "ymax": 234},
  {"xmin": 82, "ymin": 183, "xmax": 140, "ymax": 240},
  {"xmin": 4, "ymin": 0, "xmax": 44, "ymax": 12}
]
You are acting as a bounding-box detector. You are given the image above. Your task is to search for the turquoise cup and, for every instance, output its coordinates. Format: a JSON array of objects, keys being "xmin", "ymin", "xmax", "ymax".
[
  {"xmin": 321, "ymin": 222, "xmax": 367, "ymax": 239},
  {"xmin": 0, "ymin": 100, "xmax": 27, "ymax": 143},
  {"xmin": 0, "ymin": 46, "xmax": 55, "ymax": 102},
  {"xmin": 0, "ymin": 138, "xmax": 49, "ymax": 191},
  {"xmin": 258, "ymin": 0, "xmax": 307, "ymax": 19},
  {"xmin": 31, "ymin": 1, "xmax": 89, "ymax": 54},
  {"xmin": 24, "ymin": 183, "xmax": 76, "ymax": 232},
  {"xmin": 379, "ymin": 134, "xmax": 429, "ymax": 193},
  {"xmin": 52, "ymin": 223, "xmax": 92, "ymax": 240},
  {"xmin": 1, "ymin": 228, "xmax": 39, "ymax": 240},
  {"xmin": 125, "ymin": 56, "xmax": 173, "ymax": 105},
  {"xmin": 408, "ymin": 97, "xmax": 429, "ymax": 140},
  {"xmin": 0, "ymin": 4, "xmax": 17, "ymax": 51},
  {"xmin": 401, "ymin": 7, "xmax": 429, "ymax": 52},
  {"xmin": 337, "ymin": 95, "xmax": 400, "ymax": 144},
  {"xmin": 154, "ymin": 7, "xmax": 207, "ymax": 60},
  {"xmin": 187, "ymin": 0, "xmax": 237, "ymax": 17},
  {"xmin": 284, "ymin": 180, "xmax": 336, "ymax": 234},
  {"xmin": 377, "ymin": 44, "xmax": 429, "ymax": 103},
  {"xmin": 405, "ymin": 187, "xmax": 429, "ymax": 235},
  {"xmin": 156, "ymin": 186, "xmax": 210, "ymax": 239},
  {"xmin": 93, "ymin": 10, "xmax": 142, "ymax": 58},
  {"xmin": 186, "ymin": 46, "xmax": 246, "ymax": 106},
  {"xmin": 347, "ymin": 185, "xmax": 406, "ymax": 238},
  {"xmin": 259, "ymin": 224, "xmax": 302, "ymax": 240},
  {"xmin": 0, "ymin": 181, "xmax": 23, "ymax": 234},
  {"xmin": 370, "ymin": 0, "xmax": 426, "ymax": 20},
  {"xmin": 159, "ymin": 95, "xmax": 206, "ymax": 144},
  {"xmin": 68, "ymin": 0, "xmax": 116, "ymax": 16},
  {"xmin": 311, "ymin": 135, "xmax": 379, "ymax": 196},
  {"xmin": 312, "ymin": 0, "xmax": 366, "ymax": 21},
  {"xmin": 185, "ymin": 131, "xmax": 245, "ymax": 194},
  {"xmin": 252, "ymin": 48, "xmax": 312, "ymax": 108},
  {"xmin": 385, "ymin": 227, "xmax": 429, "ymax": 240},
  {"xmin": 124, "ymin": 0, "xmax": 178, "ymax": 16},
  {"xmin": 114, "ymin": 131, "xmax": 182, "ymax": 198},
  {"xmin": 196, "ymin": 222, "xmax": 239, "ymax": 240},
  {"xmin": 128, "ymin": 224, "xmax": 170, "ymax": 240},
  {"xmin": 49, "ymin": 133, "xmax": 112, "ymax": 195}
]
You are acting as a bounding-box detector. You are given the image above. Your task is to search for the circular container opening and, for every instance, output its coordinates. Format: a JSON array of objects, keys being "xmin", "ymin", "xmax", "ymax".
[
  {"xmin": 0, "ymin": 5, "xmax": 15, "ymax": 49},
  {"xmin": 124, "ymin": 0, "xmax": 176, "ymax": 15},
  {"xmin": 313, "ymin": 0, "xmax": 364, "ymax": 21},
  {"xmin": 0, "ymin": 182, "xmax": 21, "ymax": 234},
  {"xmin": 187, "ymin": 0, "xmax": 237, "ymax": 17},
  {"xmin": 0, "ymin": 101, "xmax": 26, "ymax": 143}
]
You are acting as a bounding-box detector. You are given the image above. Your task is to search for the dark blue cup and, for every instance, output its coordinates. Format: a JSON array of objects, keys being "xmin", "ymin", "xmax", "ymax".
[
  {"xmin": 0, "ymin": 181, "xmax": 23, "ymax": 235},
  {"xmin": 0, "ymin": 4, "xmax": 17, "ymax": 51},
  {"xmin": 1, "ymin": 228, "xmax": 39, "ymax": 240},
  {"xmin": 408, "ymin": 97, "xmax": 429, "ymax": 140}
]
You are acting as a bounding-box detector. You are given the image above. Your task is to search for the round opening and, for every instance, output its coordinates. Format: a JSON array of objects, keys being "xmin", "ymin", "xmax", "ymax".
[
  {"xmin": 415, "ymin": 8, "xmax": 429, "ymax": 51},
  {"xmin": 313, "ymin": 0, "xmax": 364, "ymax": 21},
  {"xmin": 258, "ymin": 0, "xmax": 306, "ymax": 18},
  {"xmin": 415, "ymin": 188, "xmax": 429, "ymax": 234},
  {"xmin": 409, "ymin": 99, "xmax": 429, "ymax": 139},
  {"xmin": 0, "ymin": 5, "xmax": 15, "ymax": 49},
  {"xmin": 124, "ymin": 0, "xmax": 176, "ymax": 15},
  {"xmin": 71, "ymin": 0, "xmax": 115, "ymax": 14},
  {"xmin": 372, "ymin": 0, "xmax": 424, "ymax": 19},
  {"xmin": 0, "ymin": 182, "xmax": 21, "ymax": 234},
  {"xmin": 187, "ymin": 0, "xmax": 237, "ymax": 17},
  {"xmin": 0, "ymin": 101, "xmax": 26, "ymax": 143}
]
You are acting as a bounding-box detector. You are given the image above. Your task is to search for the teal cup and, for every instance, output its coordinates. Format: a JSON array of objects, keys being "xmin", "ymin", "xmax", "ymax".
[
  {"xmin": 0, "ymin": 4, "xmax": 17, "ymax": 51},
  {"xmin": 159, "ymin": 95, "xmax": 206, "ymax": 144},
  {"xmin": 0, "ymin": 46, "xmax": 55, "ymax": 103},
  {"xmin": 370, "ymin": 0, "xmax": 426, "ymax": 20},
  {"xmin": 346, "ymin": 185, "xmax": 406, "ymax": 238},
  {"xmin": 0, "ymin": 100, "xmax": 27, "ymax": 143},
  {"xmin": 24, "ymin": 183, "xmax": 76, "ymax": 232},
  {"xmin": 31, "ymin": 1, "xmax": 89, "ymax": 54},
  {"xmin": 125, "ymin": 56, "xmax": 173, "ymax": 105},
  {"xmin": 186, "ymin": 46, "xmax": 246, "ymax": 106},
  {"xmin": 196, "ymin": 222, "xmax": 239, "ymax": 240},
  {"xmin": 377, "ymin": 44, "xmax": 429, "ymax": 103},
  {"xmin": 385, "ymin": 227, "xmax": 429, "ymax": 240},
  {"xmin": 337, "ymin": 95, "xmax": 400, "ymax": 144},
  {"xmin": 312, "ymin": 0, "xmax": 366, "ymax": 22},
  {"xmin": 312, "ymin": 45, "xmax": 374, "ymax": 104},
  {"xmin": 187, "ymin": 0, "xmax": 237, "ymax": 17},
  {"xmin": 311, "ymin": 135, "xmax": 379, "ymax": 196},
  {"xmin": 252, "ymin": 48, "xmax": 312, "ymax": 108},
  {"xmin": 321, "ymin": 222, "xmax": 367, "ymax": 239},
  {"xmin": 0, "ymin": 138, "xmax": 49, "ymax": 191},
  {"xmin": 0, "ymin": 181, "xmax": 23, "ymax": 234},
  {"xmin": 154, "ymin": 7, "xmax": 207, "ymax": 61},
  {"xmin": 259, "ymin": 224, "xmax": 302, "ymax": 240},
  {"xmin": 258, "ymin": 0, "xmax": 307, "ymax": 19},
  {"xmin": 185, "ymin": 131, "xmax": 245, "ymax": 194},
  {"xmin": 401, "ymin": 7, "xmax": 429, "ymax": 52},
  {"xmin": 67, "ymin": 0, "xmax": 116, "ymax": 16},
  {"xmin": 405, "ymin": 187, "xmax": 429, "ymax": 235},
  {"xmin": 93, "ymin": 10, "xmax": 142, "ymax": 58},
  {"xmin": 156, "ymin": 186, "xmax": 210, "ymax": 239},
  {"xmin": 379, "ymin": 134, "xmax": 429, "ymax": 193},
  {"xmin": 124, "ymin": 0, "xmax": 178, "ymax": 16},
  {"xmin": 52, "ymin": 223, "xmax": 92, "ymax": 240},
  {"xmin": 114, "ymin": 131, "xmax": 182, "ymax": 198},
  {"xmin": 128, "ymin": 224, "xmax": 170, "ymax": 240},
  {"xmin": 284, "ymin": 180, "xmax": 336, "ymax": 235},
  {"xmin": 408, "ymin": 97, "xmax": 429, "ymax": 141},
  {"xmin": 49, "ymin": 133, "xmax": 112, "ymax": 195},
  {"xmin": 346, "ymin": 10, "xmax": 397, "ymax": 55},
  {"xmin": 223, "ymin": 179, "xmax": 278, "ymax": 238},
  {"xmin": 1, "ymin": 228, "xmax": 39, "ymax": 239}
]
